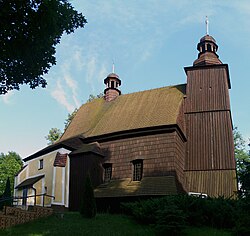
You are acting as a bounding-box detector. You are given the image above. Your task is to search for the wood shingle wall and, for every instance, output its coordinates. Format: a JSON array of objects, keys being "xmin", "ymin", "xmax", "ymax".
[{"xmin": 100, "ymin": 130, "xmax": 186, "ymax": 191}]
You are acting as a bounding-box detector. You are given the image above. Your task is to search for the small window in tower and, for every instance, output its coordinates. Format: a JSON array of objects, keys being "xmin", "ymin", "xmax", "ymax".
[
  {"xmin": 111, "ymin": 81, "xmax": 115, "ymax": 88},
  {"xmin": 132, "ymin": 159, "xmax": 143, "ymax": 181},
  {"xmin": 103, "ymin": 163, "xmax": 112, "ymax": 183},
  {"xmin": 207, "ymin": 44, "xmax": 212, "ymax": 52},
  {"xmin": 39, "ymin": 159, "xmax": 43, "ymax": 170},
  {"xmin": 202, "ymin": 44, "xmax": 206, "ymax": 52}
]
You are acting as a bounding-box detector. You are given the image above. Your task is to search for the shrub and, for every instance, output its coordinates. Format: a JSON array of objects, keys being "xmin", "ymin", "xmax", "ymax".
[
  {"xmin": 121, "ymin": 198, "xmax": 162, "ymax": 224},
  {"xmin": 80, "ymin": 174, "xmax": 96, "ymax": 218},
  {"xmin": 233, "ymin": 196, "xmax": 250, "ymax": 236},
  {"xmin": 122, "ymin": 194, "xmax": 243, "ymax": 232},
  {"xmin": 155, "ymin": 202, "xmax": 186, "ymax": 236}
]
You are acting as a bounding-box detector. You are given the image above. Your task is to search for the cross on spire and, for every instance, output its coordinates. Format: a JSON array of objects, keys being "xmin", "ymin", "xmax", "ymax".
[
  {"xmin": 205, "ymin": 16, "xmax": 209, "ymax": 35},
  {"xmin": 112, "ymin": 61, "xmax": 115, "ymax": 73}
]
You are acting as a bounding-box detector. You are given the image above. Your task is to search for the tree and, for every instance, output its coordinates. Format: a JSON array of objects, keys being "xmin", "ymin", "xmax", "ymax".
[
  {"xmin": 233, "ymin": 127, "xmax": 250, "ymax": 173},
  {"xmin": 233, "ymin": 127, "xmax": 250, "ymax": 196},
  {"xmin": 3, "ymin": 177, "xmax": 12, "ymax": 206},
  {"xmin": 0, "ymin": 152, "xmax": 23, "ymax": 195},
  {"xmin": 0, "ymin": 0, "xmax": 87, "ymax": 94},
  {"xmin": 45, "ymin": 127, "xmax": 62, "ymax": 145},
  {"xmin": 239, "ymin": 161, "xmax": 250, "ymax": 196},
  {"xmin": 64, "ymin": 108, "xmax": 78, "ymax": 130},
  {"xmin": 80, "ymin": 173, "xmax": 96, "ymax": 218},
  {"xmin": 87, "ymin": 93, "xmax": 104, "ymax": 102}
]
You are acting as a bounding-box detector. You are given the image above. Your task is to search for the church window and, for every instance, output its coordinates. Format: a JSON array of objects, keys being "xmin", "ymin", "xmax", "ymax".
[
  {"xmin": 103, "ymin": 163, "xmax": 112, "ymax": 182},
  {"xmin": 111, "ymin": 81, "xmax": 115, "ymax": 88},
  {"xmin": 39, "ymin": 159, "xmax": 43, "ymax": 170},
  {"xmin": 132, "ymin": 159, "xmax": 143, "ymax": 181}
]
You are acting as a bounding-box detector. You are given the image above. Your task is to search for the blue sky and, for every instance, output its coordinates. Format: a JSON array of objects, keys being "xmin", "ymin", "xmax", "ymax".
[{"xmin": 1, "ymin": 0, "xmax": 250, "ymax": 158}]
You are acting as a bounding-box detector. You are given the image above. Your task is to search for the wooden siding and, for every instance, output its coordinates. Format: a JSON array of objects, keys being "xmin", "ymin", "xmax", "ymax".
[
  {"xmin": 185, "ymin": 111, "xmax": 235, "ymax": 170},
  {"xmin": 100, "ymin": 131, "xmax": 186, "ymax": 191},
  {"xmin": 69, "ymin": 153, "xmax": 103, "ymax": 211},
  {"xmin": 185, "ymin": 67, "xmax": 230, "ymax": 113},
  {"xmin": 185, "ymin": 170, "xmax": 237, "ymax": 198}
]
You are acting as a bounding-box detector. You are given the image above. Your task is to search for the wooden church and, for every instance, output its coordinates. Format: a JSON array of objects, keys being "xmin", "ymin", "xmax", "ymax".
[{"xmin": 14, "ymin": 31, "xmax": 237, "ymax": 211}]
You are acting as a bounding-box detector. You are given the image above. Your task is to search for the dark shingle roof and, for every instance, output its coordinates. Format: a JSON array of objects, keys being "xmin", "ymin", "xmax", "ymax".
[
  {"xmin": 15, "ymin": 175, "xmax": 44, "ymax": 189},
  {"xmin": 70, "ymin": 142, "xmax": 104, "ymax": 156},
  {"xmin": 60, "ymin": 84, "xmax": 186, "ymax": 141},
  {"xmin": 94, "ymin": 176, "xmax": 178, "ymax": 198}
]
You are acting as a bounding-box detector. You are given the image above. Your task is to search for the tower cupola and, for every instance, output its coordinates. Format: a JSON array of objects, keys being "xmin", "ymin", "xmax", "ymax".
[
  {"xmin": 193, "ymin": 17, "xmax": 222, "ymax": 66},
  {"xmin": 104, "ymin": 70, "xmax": 121, "ymax": 102}
]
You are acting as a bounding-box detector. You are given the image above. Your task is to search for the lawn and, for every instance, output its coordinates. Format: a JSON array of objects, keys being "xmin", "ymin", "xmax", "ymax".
[{"xmin": 0, "ymin": 212, "xmax": 232, "ymax": 236}]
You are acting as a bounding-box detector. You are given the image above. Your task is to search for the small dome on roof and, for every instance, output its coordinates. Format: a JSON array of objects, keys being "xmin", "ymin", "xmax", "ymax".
[
  {"xmin": 199, "ymin": 35, "xmax": 216, "ymax": 43},
  {"xmin": 107, "ymin": 73, "xmax": 119, "ymax": 79}
]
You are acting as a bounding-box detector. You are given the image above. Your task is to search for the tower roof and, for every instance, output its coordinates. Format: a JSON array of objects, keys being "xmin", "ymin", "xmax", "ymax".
[
  {"xmin": 193, "ymin": 34, "xmax": 222, "ymax": 66},
  {"xmin": 104, "ymin": 73, "xmax": 121, "ymax": 85},
  {"xmin": 193, "ymin": 18, "xmax": 222, "ymax": 66}
]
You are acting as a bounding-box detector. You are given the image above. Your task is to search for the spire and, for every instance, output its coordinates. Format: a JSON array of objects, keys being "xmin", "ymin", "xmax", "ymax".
[
  {"xmin": 112, "ymin": 61, "xmax": 115, "ymax": 73},
  {"xmin": 193, "ymin": 17, "xmax": 222, "ymax": 66},
  {"xmin": 205, "ymin": 16, "xmax": 209, "ymax": 35}
]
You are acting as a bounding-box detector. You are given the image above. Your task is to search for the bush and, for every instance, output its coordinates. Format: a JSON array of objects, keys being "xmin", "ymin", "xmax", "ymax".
[
  {"xmin": 122, "ymin": 197, "xmax": 171, "ymax": 224},
  {"xmin": 155, "ymin": 203, "xmax": 186, "ymax": 236},
  {"xmin": 80, "ymin": 174, "xmax": 96, "ymax": 218},
  {"xmin": 122, "ymin": 194, "xmax": 248, "ymax": 233},
  {"xmin": 233, "ymin": 196, "xmax": 250, "ymax": 236}
]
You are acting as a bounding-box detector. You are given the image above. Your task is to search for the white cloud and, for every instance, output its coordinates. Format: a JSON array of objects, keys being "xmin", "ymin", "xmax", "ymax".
[
  {"xmin": 51, "ymin": 80, "xmax": 75, "ymax": 112},
  {"xmin": 1, "ymin": 91, "xmax": 14, "ymax": 104}
]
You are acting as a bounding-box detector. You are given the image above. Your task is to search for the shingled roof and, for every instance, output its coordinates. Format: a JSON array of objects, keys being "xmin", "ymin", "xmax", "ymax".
[
  {"xmin": 60, "ymin": 84, "xmax": 186, "ymax": 141},
  {"xmin": 94, "ymin": 176, "xmax": 178, "ymax": 198}
]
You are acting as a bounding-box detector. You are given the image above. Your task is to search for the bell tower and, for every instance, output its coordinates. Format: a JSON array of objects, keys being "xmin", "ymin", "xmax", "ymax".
[
  {"xmin": 184, "ymin": 19, "xmax": 237, "ymax": 197},
  {"xmin": 104, "ymin": 65, "xmax": 121, "ymax": 102}
]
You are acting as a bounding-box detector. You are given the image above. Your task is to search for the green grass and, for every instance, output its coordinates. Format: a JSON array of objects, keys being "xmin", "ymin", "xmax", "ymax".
[
  {"xmin": 184, "ymin": 227, "xmax": 232, "ymax": 236},
  {"xmin": 0, "ymin": 212, "xmax": 154, "ymax": 236},
  {"xmin": 0, "ymin": 212, "xmax": 233, "ymax": 236}
]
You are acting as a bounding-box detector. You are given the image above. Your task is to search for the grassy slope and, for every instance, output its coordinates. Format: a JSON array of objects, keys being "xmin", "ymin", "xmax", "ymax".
[
  {"xmin": 0, "ymin": 213, "xmax": 154, "ymax": 236},
  {"xmin": 0, "ymin": 213, "xmax": 232, "ymax": 236}
]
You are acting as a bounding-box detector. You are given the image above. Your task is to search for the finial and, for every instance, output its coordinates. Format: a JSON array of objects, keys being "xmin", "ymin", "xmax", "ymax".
[
  {"xmin": 112, "ymin": 60, "xmax": 115, "ymax": 73},
  {"xmin": 205, "ymin": 16, "xmax": 209, "ymax": 35}
]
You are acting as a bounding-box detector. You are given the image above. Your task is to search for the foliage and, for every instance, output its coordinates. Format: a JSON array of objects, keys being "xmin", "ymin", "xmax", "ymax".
[
  {"xmin": 64, "ymin": 108, "xmax": 78, "ymax": 130},
  {"xmin": 80, "ymin": 174, "xmax": 96, "ymax": 218},
  {"xmin": 45, "ymin": 127, "xmax": 62, "ymax": 145},
  {"xmin": 122, "ymin": 198, "xmax": 161, "ymax": 224},
  {"xmin": 0, "ymin": 152, "xmax": 23, "ymax": 195},
  {"xmin": 233, "ymin": 196, "xmax": 250, "ymax": 236},
  {"xmin": 233, "ymin": 127, "xmax": 250, "ymax": 196},
  {"xmin": 87, "ymin": 93, "xmax": 104, "ymax": 102},
  {"xmin": 238, "ymin": 161, "xmax": 250, "ymax": 196},
  {"xmin": 0, "ymin": 0, "xmax": 87, "ymax": 94},
  {"xmin": 2, "ymin": 177, "xmax": 12, "ymax": 207},
  {"xmin": 45, "ymin": 108, "xmax": 78, "ymax": 145},
  {"xmin": 233, "ymin": 127, "xmax": 250, "ymax": 172},
  {"xmin": 122, "ymin": 195, "xmax": 250, "ymax": 235},
  {"xmin": 155, "ymin": 203, "xmax": 186, "ymax": 236}
]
